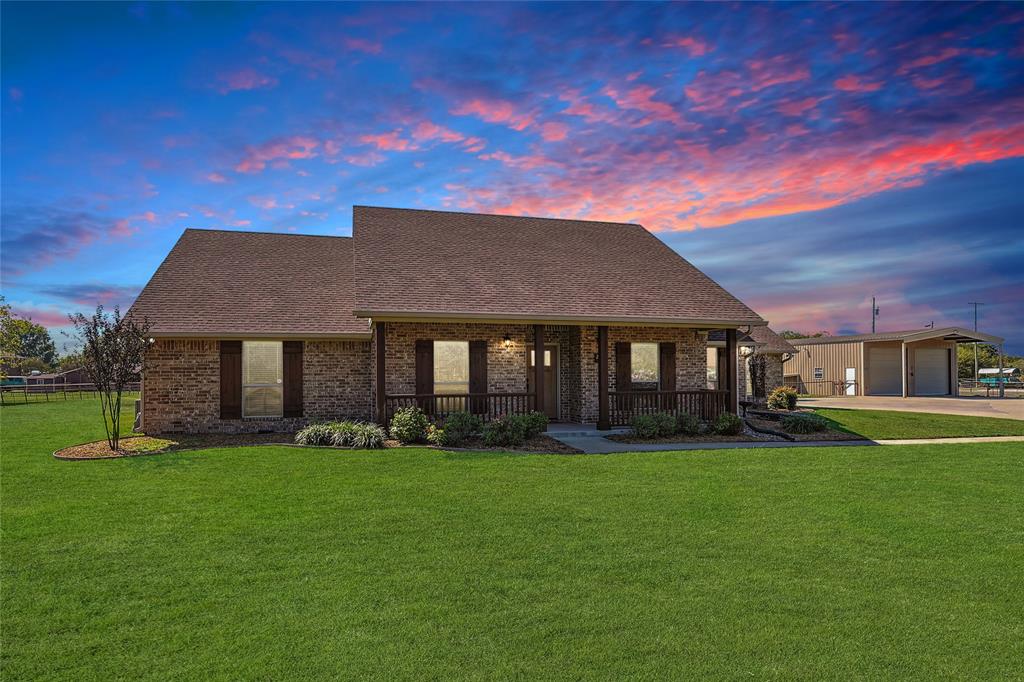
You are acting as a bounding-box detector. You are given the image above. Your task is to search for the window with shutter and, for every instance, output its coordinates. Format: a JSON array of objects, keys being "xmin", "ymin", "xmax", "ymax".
[{"xmin": 242, "ymin": 341, "xmax": 283, "ymax": 417}]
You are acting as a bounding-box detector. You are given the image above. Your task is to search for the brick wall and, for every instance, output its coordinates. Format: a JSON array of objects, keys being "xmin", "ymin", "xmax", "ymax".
[{"xmin": 142, "ymin": 338, "xmax": 371, "ymax": 434}]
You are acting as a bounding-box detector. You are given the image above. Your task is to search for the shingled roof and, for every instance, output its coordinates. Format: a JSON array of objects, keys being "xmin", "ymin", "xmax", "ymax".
[
  {"xmin": 129, "ymin": 229, "xmax": 369, "ymax": 337},
  {"xmin": 353, "ymin": 206, "xmax": 764, "ymax": 326}
]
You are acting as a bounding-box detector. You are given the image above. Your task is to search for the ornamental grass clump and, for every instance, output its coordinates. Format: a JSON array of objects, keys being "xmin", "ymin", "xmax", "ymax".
[
  {"xmin": 295, "ymin": 421, "xmax": 385, "ymax": 449},
  {"xmin": 390, "ymin": 406, "xmax": 430, "ymax": 444},
  {"xmin": 295, "ymin": 423, "xmax": 337, "ymax": 446},
  {"xmin": 767, "ymin": 386, "xmax": 799, "ymax": 411}
]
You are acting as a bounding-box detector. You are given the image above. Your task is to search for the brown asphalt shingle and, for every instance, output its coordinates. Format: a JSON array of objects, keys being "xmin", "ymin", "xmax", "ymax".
[
  {"xmin": 353, "ymin": 206, "xmax": 764, "ymax": 325},
  {"xmin": 129, "ymin": 229, "xmax": 369, "ymax": 336}
]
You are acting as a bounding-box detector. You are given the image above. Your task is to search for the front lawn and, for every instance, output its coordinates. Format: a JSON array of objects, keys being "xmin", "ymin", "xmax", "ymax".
[
  {"xmin": 810, "ymin": 407, "xmax": 1024, "ymax": 439},
  {"xmin": 2, "ymin": 399, "xmax": 1023, "ymax": 679}
]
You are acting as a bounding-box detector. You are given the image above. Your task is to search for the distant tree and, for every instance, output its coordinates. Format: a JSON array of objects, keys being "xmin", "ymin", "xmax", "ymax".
[
  {"xmin": 778, "ymin": 330, "xmax": 831, "ymax": 340},
  {"xmin": 57, "ymin": 352, "xmax": 87, "ymax": 372},
  {"xmin": 11, "ymin": 319, "xmax": 58, "ymax": 367},
  {"xmin": 957, "ymin": 344, "xmax": 1024, "ymax": 379},
  {"xmin": 68, "ymin": 305, "xmax": 151, "ymax": 451},
  {"xmin": 0, "ymin": 297, "xmax": 21, "ymax": 380}
]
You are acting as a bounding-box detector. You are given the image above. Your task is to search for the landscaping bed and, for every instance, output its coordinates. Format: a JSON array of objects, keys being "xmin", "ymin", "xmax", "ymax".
[
  {"xmin": 606, "ymin": 428, "xmax": 778, "ymax": 444},
  {"xmin": 745, "ymin": 416, "xmax": 864, "ymax": 442}
]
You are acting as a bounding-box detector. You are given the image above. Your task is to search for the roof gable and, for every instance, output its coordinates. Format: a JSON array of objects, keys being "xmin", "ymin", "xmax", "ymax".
[
  {"xmin": 352, "ymin": 206, "xmax": 763, "ymax": 325},
  {"xmin": 129, "ymin": 229, "xmax": 368, "ymax": 337}
]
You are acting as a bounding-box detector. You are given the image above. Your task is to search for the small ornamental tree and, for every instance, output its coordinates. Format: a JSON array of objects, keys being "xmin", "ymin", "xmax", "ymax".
[
  {"xmin": 748, "ymin": 352, "xmax": 768, "ymax": 399},
  {"xmin": 68, "ymin": 305, "xmax": 151, "ymax": 451}
]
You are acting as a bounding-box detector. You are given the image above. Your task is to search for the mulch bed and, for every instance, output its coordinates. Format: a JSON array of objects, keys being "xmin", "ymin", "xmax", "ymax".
[
  {"xmin": 54, "ymin": 436, "xmax": 179, "ymax": 460},
  {"xmin": 745, "ymin": 417, "xmax": 866, "ymax": 442},
  {"xmin": 606, "ymin": 431, "xmax": 776, "ymax": 444},
  {"xmin": 445, "ymin": 434, "xmax": 583, "ymax": 454},
  {"xmin": 55, "ymin": 431, "xmax": 581, "ymax": 460}
]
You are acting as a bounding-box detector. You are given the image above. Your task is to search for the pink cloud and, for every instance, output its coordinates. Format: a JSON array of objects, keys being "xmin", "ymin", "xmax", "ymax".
[
  {"xmin": 451, "ymin": 98, "xmax": 535, "ymax": 132},
  {"xmin": 235, "ymin": 135, "xmax": 319, "ymax": 173},
  {"xmin": 344, "ymin": 37, "xmax": 383, "ymax": 54},
  {"xmin": 603, "ymin": 84, "xmax": 688, "ymax": 128},
  {"xmin": 10, "ymin": 306, "xmax": 73, "ymax": 328},
  {"xmin": 213, "ymin": 68, "xmax": 279, "ymax": 94},
  {"xmin": 540, "ymin": 122, "xmax": 569, "ymax": 141},
  {"xmin": 664, "ymin": 36, "xmax": 711, "ymax": 57},
  {"xmin": 835, "ymin": 75, "xmax": 883, "ymax": 92},
  {"xmin": 206, "ymin": 172, "xmax": 228, "ymax": 183},
  {"xmin": 776, "ymin": 97, "xmax": 822, "ymax": 117},
  {"xmin": 359, "ymin": 131, "xmax": 416, "ymax": 151},
  {"xmin": 9, "ymin": 87, "xmax": 23, "ymax": 101}
]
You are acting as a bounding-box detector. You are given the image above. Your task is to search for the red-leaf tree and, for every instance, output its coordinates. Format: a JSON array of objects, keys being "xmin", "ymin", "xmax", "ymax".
[{"xmin": 68, "ymin": 305, "xmax": 151, "ymax": 451}]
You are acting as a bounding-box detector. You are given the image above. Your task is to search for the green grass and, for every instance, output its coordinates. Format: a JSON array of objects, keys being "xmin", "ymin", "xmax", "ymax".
[
  {"xmin": 811, "ymin": 407, "xmax": 1024, "ymax": 440},
  {"xmin": 3, "ymin": 399, "xmax": 1023, "ymax": 679}
]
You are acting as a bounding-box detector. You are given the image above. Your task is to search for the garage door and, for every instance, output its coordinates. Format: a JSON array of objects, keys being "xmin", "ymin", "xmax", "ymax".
[
  {"xmin": 867, "ymin": 346, "xmax": 902, "ymax": 395},
  {"xmin": 915, "ymin": 348, "xmax": 950, "ymax": 395}
]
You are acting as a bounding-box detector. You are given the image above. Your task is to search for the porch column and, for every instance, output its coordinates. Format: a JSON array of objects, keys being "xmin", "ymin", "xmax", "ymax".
[
  {"xmin": 725, "ymin": 329, "xmax": 738, "ymax": 414},
  {"xmin": 597, "ymin": 326, "xmax": 609, "ymax": 430},
  {"xmin": 533, "ymin": 324, "xmax": 545, "ymax": 414},
  {"xmin": 901, "ymin": 341, "xmax": 908, "ymax": 398},
  {"xmin": 375, "ymin": 321, "xmax": 386, "ymax": 425}
]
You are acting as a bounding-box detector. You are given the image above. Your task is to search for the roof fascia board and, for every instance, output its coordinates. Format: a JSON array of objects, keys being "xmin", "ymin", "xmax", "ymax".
[{"xmin": 357, "ymin": 310, "xmax": 766, "ymax": 328}]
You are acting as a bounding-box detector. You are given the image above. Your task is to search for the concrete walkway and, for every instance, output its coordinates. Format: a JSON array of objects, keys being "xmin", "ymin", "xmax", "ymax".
[
  {"xmin": 547, "ymin": 432, "xmax": 1024, "ymax": 454},
  {"xmin": 800, "ymin": 395, "xmax": 1024, "ymax": 420}
]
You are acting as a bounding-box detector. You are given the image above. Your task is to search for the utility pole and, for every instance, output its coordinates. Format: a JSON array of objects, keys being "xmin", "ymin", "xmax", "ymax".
[
  {"xmin": 924, "ymin": 321, "xmax": 934, "ymax": 329},
  {"xmin": 968, "ymin": 302, "xmax": 984, "ymax": 385},
  {"xmin": 871, "ymin": 296, "xmax": 880, "ymax": 333}
]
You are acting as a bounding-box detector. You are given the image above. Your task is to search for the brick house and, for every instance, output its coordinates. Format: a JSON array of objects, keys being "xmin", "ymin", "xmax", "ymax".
[
  {"xmin": 708, "ymin": 326, "xmax": 797, "ymax": 399},
  {"xmin": 130, "ymin": 206, "xmax": 769, "ymax": 434}
]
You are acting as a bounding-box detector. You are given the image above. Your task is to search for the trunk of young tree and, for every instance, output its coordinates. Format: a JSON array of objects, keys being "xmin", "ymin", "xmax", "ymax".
[
  {"xmin": 68, "ymin": 305, "xmax": 151, "ymax": 452},
  {"xmin": 749, "ymin": 352, "xmax": 768, "ymax": 400}
]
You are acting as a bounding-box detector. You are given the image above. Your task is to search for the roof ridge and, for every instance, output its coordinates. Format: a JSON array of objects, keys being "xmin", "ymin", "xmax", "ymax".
[
  {"xmin": 354, "ymin": 204, "xmax": 640, "ymax": 227},
  {"xmin": 184, "ymin": 227, "xmax": 352, "ymax": 239}
]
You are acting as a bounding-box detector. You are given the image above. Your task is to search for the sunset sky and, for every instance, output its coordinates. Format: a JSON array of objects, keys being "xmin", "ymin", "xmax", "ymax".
[{"xmin": 3, "ymin": 2, "xmax": 1022, "ymax": 352}]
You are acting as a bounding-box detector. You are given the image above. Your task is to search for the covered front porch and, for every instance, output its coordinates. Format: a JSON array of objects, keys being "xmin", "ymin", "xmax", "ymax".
[{"xmin": 372, "ymin": 320, "xmax": 740, "ymax": 428}]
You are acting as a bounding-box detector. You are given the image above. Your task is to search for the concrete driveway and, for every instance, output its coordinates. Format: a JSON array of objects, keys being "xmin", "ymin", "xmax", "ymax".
[{"xmin": 799, "ymin": 395, "xmax": 1024, "ymax": 420}]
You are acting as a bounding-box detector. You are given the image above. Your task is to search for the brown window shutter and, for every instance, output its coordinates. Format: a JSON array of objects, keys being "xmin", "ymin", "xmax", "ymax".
[
  {"xmin": 659, "ymin": 343, "xmax": 676, "ymax": 391},
  {"xmin": 659, "ymin": 342, "xmax": 676, "ymax": 410},
  {"xmin": 415, "ymin": 340, "xmax": 434, "ymax": 413},
  {"xmin": 469, "ymin": 340, "xmax": 488, "ymax": 414},
  {"xmin": 615, "ymin": 342, "xmax": 631, "ymax": 391},
  {"xmin": 283, "ymin": 341, "xmax": 303, "ymax": 418},
  {"xmin": 220, "ymin": 341, "xmax": 242, "ymax": 419},
  {"xmin": 716, "ymin": 348, "xmax": 726, "ymax": 390}
]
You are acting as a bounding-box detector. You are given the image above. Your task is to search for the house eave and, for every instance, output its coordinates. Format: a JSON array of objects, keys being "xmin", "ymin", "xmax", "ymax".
[
  {"xmin": 149, "ymin": 331, "xmax": 373, "ymax": 341},
  {"xmin": 355, "ymin": 309, "xmax": 766, "ymax": 329}
]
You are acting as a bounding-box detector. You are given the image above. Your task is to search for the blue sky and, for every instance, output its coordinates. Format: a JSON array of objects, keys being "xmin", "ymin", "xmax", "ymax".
[{"xmin": 2, "ymin": 2, "xmax": 1023, "ymax": 352}]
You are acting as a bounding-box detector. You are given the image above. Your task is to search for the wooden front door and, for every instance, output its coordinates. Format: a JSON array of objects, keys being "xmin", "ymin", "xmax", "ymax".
[{"xmin": 527, "ymin": 344, "xmax": 559, "ymax": 419}]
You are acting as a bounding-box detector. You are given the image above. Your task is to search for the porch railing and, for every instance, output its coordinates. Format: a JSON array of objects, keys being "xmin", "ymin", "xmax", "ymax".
[
  {"xmin": 383, "ymin": 392, "xmax": 536, "ymax": 424},
  {"xmin": 608, "ymin": 389, "xmax": 728, "ymax": 426}
]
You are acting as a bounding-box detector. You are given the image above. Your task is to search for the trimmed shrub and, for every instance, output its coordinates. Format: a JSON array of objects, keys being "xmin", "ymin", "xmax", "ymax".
[
  {"xmin": 390, "ymin": 406, "xmax": 430, "ymax": 444},
  {"xmin": 519, "ymin": 411, "xmax": 549, "ymax": 438},
  {"xmin": 426, "ymin": 424, "xmax": 446, "ymax": 446},
  {"xmin": 781, "ymin": 413, "xmax": 829, "ymax": 434},
  {"xmin": 441, "ymin": 411, "xmax": 484, "ymax": 446},
  {"xmin": 652, "ymin": 412, "xmax": 678, "ymax": 437},
  {"xmin": 631, "ymin": 412, "xmax": 678, "ymax": 439},
  {"xmin": 677, "ymin": 413, "xmax": 702, "ymax": 436},
  {"xmin": 713, "ymin": 412, "xmax": 744, "ymax": 436},
  {"xmin": 767, "ymin": 386, "xmax": 799, "ymax": 411},
  {"xmin": 295, "ymin": 423, "xmax": 336, "ymax": 446},
  {"xmin": 482, "ymin": 416, "xmax": 528, "ymax": 447}
]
